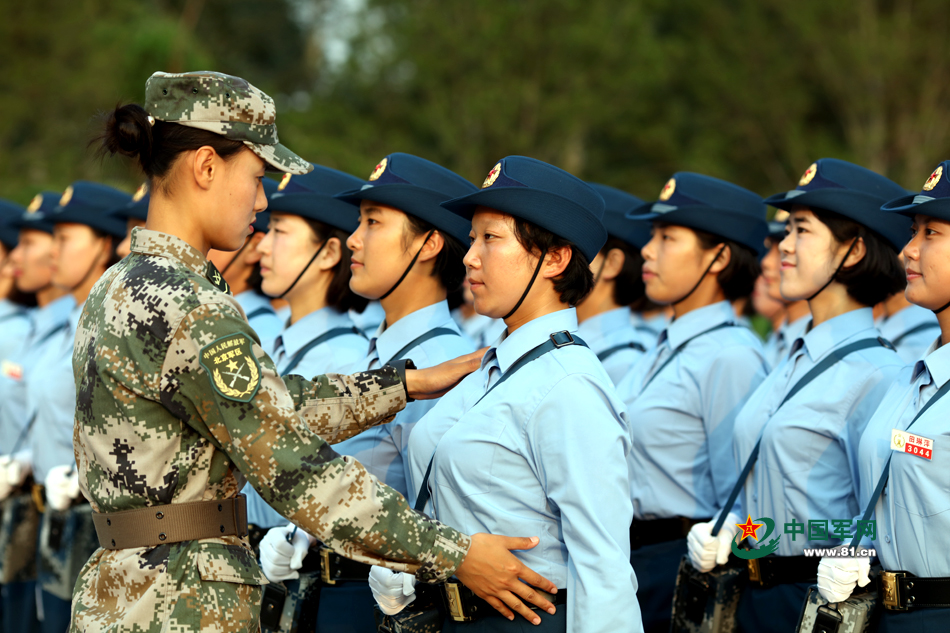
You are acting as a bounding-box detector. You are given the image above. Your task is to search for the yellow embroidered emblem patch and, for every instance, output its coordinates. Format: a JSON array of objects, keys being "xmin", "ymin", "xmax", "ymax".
[
  {"xmin": 799, "ymin": 163, "xmax": 818, "ymax": 186},
  {"xmin": 199, "ymin": 333, "xmax": 262, "ymax": 403},
  {"xmin": 659, "ymin": 178, "xmax": 676, "ymax": 201},
  {"xmin": 482, "ymin": 163, "xmax": 502, "ymax": 188},
  {"xmin": 369, "ymin": 157, "xmax": 388, "ymax": 181},
  {"xmin": 923, "ymin": 165, "xmax": 943, "ymax": 191}
]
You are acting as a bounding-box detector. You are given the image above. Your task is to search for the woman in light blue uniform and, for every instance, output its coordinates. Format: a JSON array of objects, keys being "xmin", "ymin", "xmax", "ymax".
[
  {"xmin": 686, "ymin": 159, "xmax": 909, "ymax": 631},
  {"xmin": 614, "ymin": 172, "xmax": 770, "ymax": 633},
  {"xmin": 876, "ymin": 293, "xmax": 939, "ymax": 364},
  {"xmin": 372, "ymin": 156, "xmax": 640, "ymax": 632},
  {"xmin": 0, "ymin": 200, "xmax": 34, "ymax": 366},
  {"xmin": 259, "ymin": 153, "xmax": 477, "ymax": 633},
  {"xmin": 26, "ymin": 182, "xmax": 129, "ymax": 632},
  {"xmin": 576, "ymin": 183, "xmax": 653, "ymax": 384},
  {"xmin": 816, "ymin": 160, "xmax": 950, "ymax": 631},
  {"xmin": 0, "ymin": 191, "xmax": 76, "ymax": 633},
  {"xmin": 243, "ymin": 164, "xmax": 370, "ymax": 532},
  {"xmin": 759, "ymin": 214, "xmax": 811, "ymax": 368}
]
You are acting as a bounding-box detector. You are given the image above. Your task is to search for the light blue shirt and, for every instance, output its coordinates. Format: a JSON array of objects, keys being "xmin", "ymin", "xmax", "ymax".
[
  {"xmin": 246, "ymin": 306, "xmax": 370, "ymax": 528},
  {"xmin": 451, "ymin": 309, "xmax": 506, "ymax": 349},
  {"xmin": 857, "ymin": 338, "xmax": 950, "ymax": 576},
  {"xmin": 0, "ymin": 300, "xmax": 32, "ymax": 365},
  {"xmin": 878, "ymin": 304, "xmax": 939, "ymax": 365},
  {"xmin": 734, "ymin": 308, "xmax": 904, "ymax": 556},
  {"xmin": 235, "ymin": 290, "xmax": 283, "ymax": 345},
  {"xmin": 578, "ymin": 307, "xmax": 648, "ymax": 385},
  {"xmin": 618, "ymin": 301, "xmax": 768, "ymax": 520},
  {"xmin": 410, "ymin": 308, "xmax": 640, "ymax": 633},
  {"xmin": 29, "ymin": 303, "xmax": 84, "ymax": 483},
  {"xmin": 350, "ymin": 301, "xmax": 385, "ymax": 338},
  {"xmin": 0, "ymin": 294, "xmax": 75, "ymax": 461},
  {"xmin": 763, "ymin": 314, "xmax": 811, "ymax": 369},
  {"xmin": 332, "ymin": 301, "xmax": 474, "ymax": 497},
  {"xmin": 631, "ymin": 310, "xmax": 666, "ymax": 348}
]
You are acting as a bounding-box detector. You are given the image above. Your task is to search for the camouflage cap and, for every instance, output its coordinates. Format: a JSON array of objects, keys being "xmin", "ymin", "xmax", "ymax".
[{"xmin": 145, "ymin": 71, "xmax": 312, "ymax": 175}]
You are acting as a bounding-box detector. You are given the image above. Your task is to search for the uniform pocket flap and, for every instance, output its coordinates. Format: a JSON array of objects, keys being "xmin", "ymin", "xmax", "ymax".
[{"xmin": 195, "ymin": 543, "xmax": 268, "ymax": 585}]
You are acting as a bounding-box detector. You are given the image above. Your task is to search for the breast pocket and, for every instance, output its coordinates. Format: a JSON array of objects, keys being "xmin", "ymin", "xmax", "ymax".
[
  {"xmin": 437, "ymin": 412, "xmax": 509, "ymax": 498},
  {"xmin": 892, "ymin": 435, "xmax": 950, "ymax": 518}
]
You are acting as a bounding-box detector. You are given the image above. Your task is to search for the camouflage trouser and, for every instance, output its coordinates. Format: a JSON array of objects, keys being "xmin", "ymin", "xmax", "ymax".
[
  {"xmin": 0, "ymin": 492, "xmax": 40, "ymax": 584},
  {"xmin": 38, "ymin": 503, "xmax": 98, "ymax": 600}
]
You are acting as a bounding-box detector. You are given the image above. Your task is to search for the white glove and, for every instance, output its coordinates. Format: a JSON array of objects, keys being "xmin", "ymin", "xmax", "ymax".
[
  {"xmin": 0, "ymin": 456, "xmax": 11, "ymax": 501},
  {"xmin": 817, "ymin": 555, "xmax": 870, "ymax": 603},
  {"xmin": 687, "ymin": 512, "xmax": 741, "ymax": 572},
  {"xmin": 259, "ymin": 523, "xmax": 314, "ymax": 582},
  {"xmin": 369, "ymin": 565, "xmax": 417, "ymax": 615},
  {"xmin": 0, "ymin": 456, "xmax": 29, "ymax": 501},
  {"xmin": 45, "ymin": 465, "xmax": 81, "ymax": 512}
]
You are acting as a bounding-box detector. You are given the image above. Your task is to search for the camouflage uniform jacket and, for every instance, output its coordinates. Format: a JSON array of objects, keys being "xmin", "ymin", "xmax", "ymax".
[{"xmin": 70, "ymin": 228, "xmax": 470, "ymax": 633}]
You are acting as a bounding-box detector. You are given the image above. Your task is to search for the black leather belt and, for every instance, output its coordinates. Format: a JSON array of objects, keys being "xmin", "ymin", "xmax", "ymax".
[
  {"xmin": 746, "ymin": 555, "xmax": 819, "ymax": 588},
  {"xmin": 319, "ymin": 546, "xmax": 371, "ymax": 585},
  {"xmin": 630, "ymin": 516, "xmax": 710, "ymax": 550},
  {"xmin": 881, "ymin": 571, "xmax": 950, "ymax": 611},
  {"xmin": 442, "ymin": 580, "xmax": 566, "ymax": 623}
]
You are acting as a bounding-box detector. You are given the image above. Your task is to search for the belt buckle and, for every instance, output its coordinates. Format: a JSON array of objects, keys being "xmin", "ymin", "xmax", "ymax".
[
  {"xmin": 445, "ymin": 581, "xmax": 475, "ymax": 622},
  {"xmin": 881, "ymin": 571, "xmax": 908, "ymax": 611},
  {"xmin": 747, "ymin": 559, "xmax": 762, "ymax": 585},
  {"xmin": 31, "ymin": 483, "xmax": 46, "ymax": 514},
  {"xmin": 319, "ymin": 547, "xmax": 337, "ymax": 585}
]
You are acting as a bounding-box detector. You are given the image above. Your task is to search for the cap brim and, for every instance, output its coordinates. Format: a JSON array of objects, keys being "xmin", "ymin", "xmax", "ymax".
[
  {"xmin": 624, "ymin": 202, "xmax": 769, "ymax": 256},
  {"xmin": 268, "ymin": 192, "xmax": 360, "ymax": 233},
  {"xmin": 246, "ymin": 142, "xmax": 313, "ymax": 175},
  {"xmin": 881, "ymin": 194, "xmax": 950, "ymax": 220}
]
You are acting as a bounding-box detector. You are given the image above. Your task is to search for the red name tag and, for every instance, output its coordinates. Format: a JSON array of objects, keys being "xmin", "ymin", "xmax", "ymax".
[{"xmin": 891, "ymin": 429, "xmax": 934, "ymax": 461}]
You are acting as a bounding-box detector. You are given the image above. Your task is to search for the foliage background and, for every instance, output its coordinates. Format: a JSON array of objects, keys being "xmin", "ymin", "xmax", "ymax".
[{"xmin": 2, "ymin": 0, "xmax": 948, "ymax": 204}]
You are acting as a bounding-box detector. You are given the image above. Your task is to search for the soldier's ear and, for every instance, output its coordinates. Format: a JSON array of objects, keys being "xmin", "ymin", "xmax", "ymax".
[{"xmin": 192, "ymin": 146, "xmax": 218, "ymax": 190}]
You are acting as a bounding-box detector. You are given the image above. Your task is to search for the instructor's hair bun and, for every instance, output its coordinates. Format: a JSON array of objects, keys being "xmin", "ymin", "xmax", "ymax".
[{"xmin": 99, "ymin": 103, "xmax": 154, "ymax": 174}]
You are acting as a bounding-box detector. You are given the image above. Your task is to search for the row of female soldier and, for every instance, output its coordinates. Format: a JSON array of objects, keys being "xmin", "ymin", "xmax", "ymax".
[{"xmin": 0, "ymin": 147, "xmax": 948, "ymax": 633}]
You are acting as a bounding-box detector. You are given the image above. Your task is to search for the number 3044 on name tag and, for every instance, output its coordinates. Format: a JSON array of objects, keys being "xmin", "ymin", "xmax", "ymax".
[{"xmin": 891, "ymin": 429, "xmax": 934, "ymax": 460}]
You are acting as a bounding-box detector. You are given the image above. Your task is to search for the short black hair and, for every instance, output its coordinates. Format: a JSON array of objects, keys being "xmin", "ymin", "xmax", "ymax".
[
  {"xmin": 512, "ymin": 219, "xmax": 593, "ymax": 306},
  {"xmin": 303, "ymin": 219, "xmax": 369, "ymax": 313},
  {"xmin": 601, "ymin": 237, "xmax": 646, "ymax": 307},
  {"xmin": 403, "ymin": 214, "xmax": 467, "ymax": 293},
  {"xmin": 693, "ymin": 229, "xmax": 760, "ymax": 302},
  {"xmin": 811, "ymin": 208, "xmax": 905, "ymax": 306}
]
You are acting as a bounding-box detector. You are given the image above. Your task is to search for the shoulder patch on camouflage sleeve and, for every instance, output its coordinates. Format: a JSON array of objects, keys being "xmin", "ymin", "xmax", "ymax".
[{"xmin": 199, "ymin": 333, "xmax": 262, "ymax": 402}]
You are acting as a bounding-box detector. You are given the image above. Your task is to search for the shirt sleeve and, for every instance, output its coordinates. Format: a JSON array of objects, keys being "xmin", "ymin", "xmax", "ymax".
[
  {"xmin": 529, "ymin": 374, "xmax": 640, "ymax": 633},
  {"xmin": 161, "ymin": 300, "xmax": 470, "ymax": 583},
  {"xmin": 700, "ymin": 344, "xmax": 770, "ymax": 511}
]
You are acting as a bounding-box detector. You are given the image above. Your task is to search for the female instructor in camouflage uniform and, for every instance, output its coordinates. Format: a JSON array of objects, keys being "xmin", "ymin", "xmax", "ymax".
[{"xmin": 71, "ymin": 70, "xmax": 558, "ymax": 633}]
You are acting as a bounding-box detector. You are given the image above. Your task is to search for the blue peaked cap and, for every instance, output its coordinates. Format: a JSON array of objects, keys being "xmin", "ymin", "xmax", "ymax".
[
  {"xmin": 882, "ymin": 160, "xmax": 950, "ymax": 226},
  {"xmin": 589, "ymin": 183, "xmax": 650, "ymax": 250},
  {"xmin": 12, "ymin": 191, "xmax": 67, "ymax": 234},
  {"xmin": 50, "ymin": 181, "xmax": 130, "ymax": 237},
  {"xmin": 628, "ymin": 172, "xmax": 769, "ymax": 257},
  {"xmin": 107, "ymin": 183, "xmax": 150, "ymax": 222},
  {"xmin": 335, "ymin": 153, "xmax": 476, "ymax": 244},
  {"xmin": 268, "ymin": 164, "xmax": 364, "ymax": 234},
  {"xmin": 442, "ymin": 156, "xmax": 607, "ymax": 261},
  {"xmin": 764, "ymin": 158, "xmax": 912, "ymax": 252},
  {"xmin": 0, "ymin": 199, "xmax": 25, "ymax": 249}
]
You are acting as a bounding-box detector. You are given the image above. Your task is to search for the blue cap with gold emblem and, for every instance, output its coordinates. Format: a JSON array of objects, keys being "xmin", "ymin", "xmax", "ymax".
[
  {"xmin": 764, "ymin": 158, "xmax": 911, "ymax": 252},
  {"xmin": 107, "ymin": 183, "xmax": 150, "ymax": 222},
  {"xmin": 11, "ymin": 191, "xmax": 62, "ymax": 234},
  {"xmin": 589, "ymin": 183, "xmax": 650, "ymax": 250},
  {"xmin": 442, "ymin": 156, "xmax": 607, "ymax": 261},
  {"xmin": 51, "ymin": 181, "xmax": 130, "ymax": 237},
  {"xmin": 628, "ymin": 172, "xmax": 768, "ymax": 256},
  {"xmin": 269, "ymin": 165, "xmax": 364, "ymax": 233},
  {"xmin": 335, "ymin": 153, "xmax": 476, "ymax": 244},
  {"xmin": 0, "ymin": 199, "xmax": 24, "ymax": 249},
  {"xmin": 882, "ymin": 160, "xmax": 950, "ymax": 222}
]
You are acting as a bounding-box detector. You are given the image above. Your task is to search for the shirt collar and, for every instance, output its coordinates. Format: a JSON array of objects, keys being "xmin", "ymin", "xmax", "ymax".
[
  {"xmin": 372, "ymin": 301, "xmax": 456, "ymax": 366},
  {"xmin": 661, "ymin": 301, "xmax": 736, "ymax": 350},
  {"xmin": 916, "ymin": 338, "xmax": 950, "ymax": 389},
  {"xmin": 130, "ymin": 227, "xmax": 208, "ymax": 277},
  {"xmin": 0, "ymin": 299, "xmax": 24, "ymax": 320},
  {"xmin": 881, "ymin": 304, "xmax": 938, "ymax": 338},
  {"xmin": 281, "ymin": 307, "xmax": 355, "ymax": 357},
  {"xmin": 487, "ymin": 308, "xmax": 578, "ymax": 374},
  {"xmin": 234, "ymin": 291, "xmax": 274, "ymax": 317},
  {"xmin": 33, "ymin": 294, "xmax": 75, "ymax": 339},
  {"xmin": 795, "ymin": 307, "xmax": 876, "ymax": 362},
  {"xmin": 579, "ymin": 307, "xmax": 633, "ymax": 338}
]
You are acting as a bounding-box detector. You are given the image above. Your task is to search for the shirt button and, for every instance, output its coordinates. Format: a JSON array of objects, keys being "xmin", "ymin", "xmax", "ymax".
[{"xmin": 885, "ymin": 535, "xmax": 891, "ymax": 544}]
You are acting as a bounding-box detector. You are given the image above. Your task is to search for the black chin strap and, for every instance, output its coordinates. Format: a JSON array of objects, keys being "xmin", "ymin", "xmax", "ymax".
[
  {"xmin": 221, "ymin": 238, "xmax": 251, "ymax": 276},
  {"xmin": 672, "ymin": 245, "xmax": 726, "ymax": 306},
  {"xmin": 278, "ymin": 239, "xmax": 328, "ymax": 299},
  {"xmin": 503, "ymin": 253, "xmax": 546, "ymax": 320},
  {"xmin": 592, "ymin": 256, "xmax": 608, "ymax": 287},
  {"xmin": 806, "ymin": 238, "xmax": 858, "ymax": 302},
  {"xmin": 933, "ymin": 298, "xmax": 950, "ymax": 314},
  {"xmin": 379, "ymin": 230, "xmax": 434, "ymax": 301}
]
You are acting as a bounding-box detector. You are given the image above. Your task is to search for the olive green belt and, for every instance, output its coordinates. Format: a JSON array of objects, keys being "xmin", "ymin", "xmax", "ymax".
[{"xmin": 92, "ymin": 495, "xmax": 248, "ymax": 550}]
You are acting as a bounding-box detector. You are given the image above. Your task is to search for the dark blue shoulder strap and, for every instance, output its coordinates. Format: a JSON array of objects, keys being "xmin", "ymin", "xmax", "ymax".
[
  {"xmin": 848, "ymin": 377, "xmax": 950, "ymax": 548},
  {"xmin": 390, "ymin": 327, "xmax": 460, "ymax": 363},
  {"xmin": 413, "ymin": 331, "xmax": 587, "ymax": 513},
  {"xmin": 597, "ymin": 341, "xmax": 646, "ymax": 362},
  {"xmin": 712, "ymin": 337, "xmax": 888, "ymax": 535},
  {"xmin": 889, "ymin": 321, "xmax": 940, "ymax": 348},
  {"xmin": 246, "ymin": 306, "xmax": 276, "ymax": 322},
  {"xmin": 280, "ymin": 327, "xmax": 366, "ymax": 377},
  {"xmin": 33, "ymin": 322, "xmax": 69, "ymax": 348},
  {"xmin": 641, "ymin": 322, "xmax": 734, "ymax": 392}
]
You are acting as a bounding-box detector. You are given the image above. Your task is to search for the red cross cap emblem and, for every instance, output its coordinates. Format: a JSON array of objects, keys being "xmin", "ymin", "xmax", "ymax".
[
  {"xmin": 482, "ymin": 163, "xmax": 502, "ymax": 188},
  {"xmin": 799, "ymin": 163, "xmax": 818, "ymax": 186},
  {"xmin": 369, "ymin": 157, "xmax": 388, "ymax": 181},
  {"xmin": 923, "ymin": 165, "xmax": 944, "ymax": 192},
  {"xmin": 658, "ymin": 178, "xmax": 676, "ymax": 201}
]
